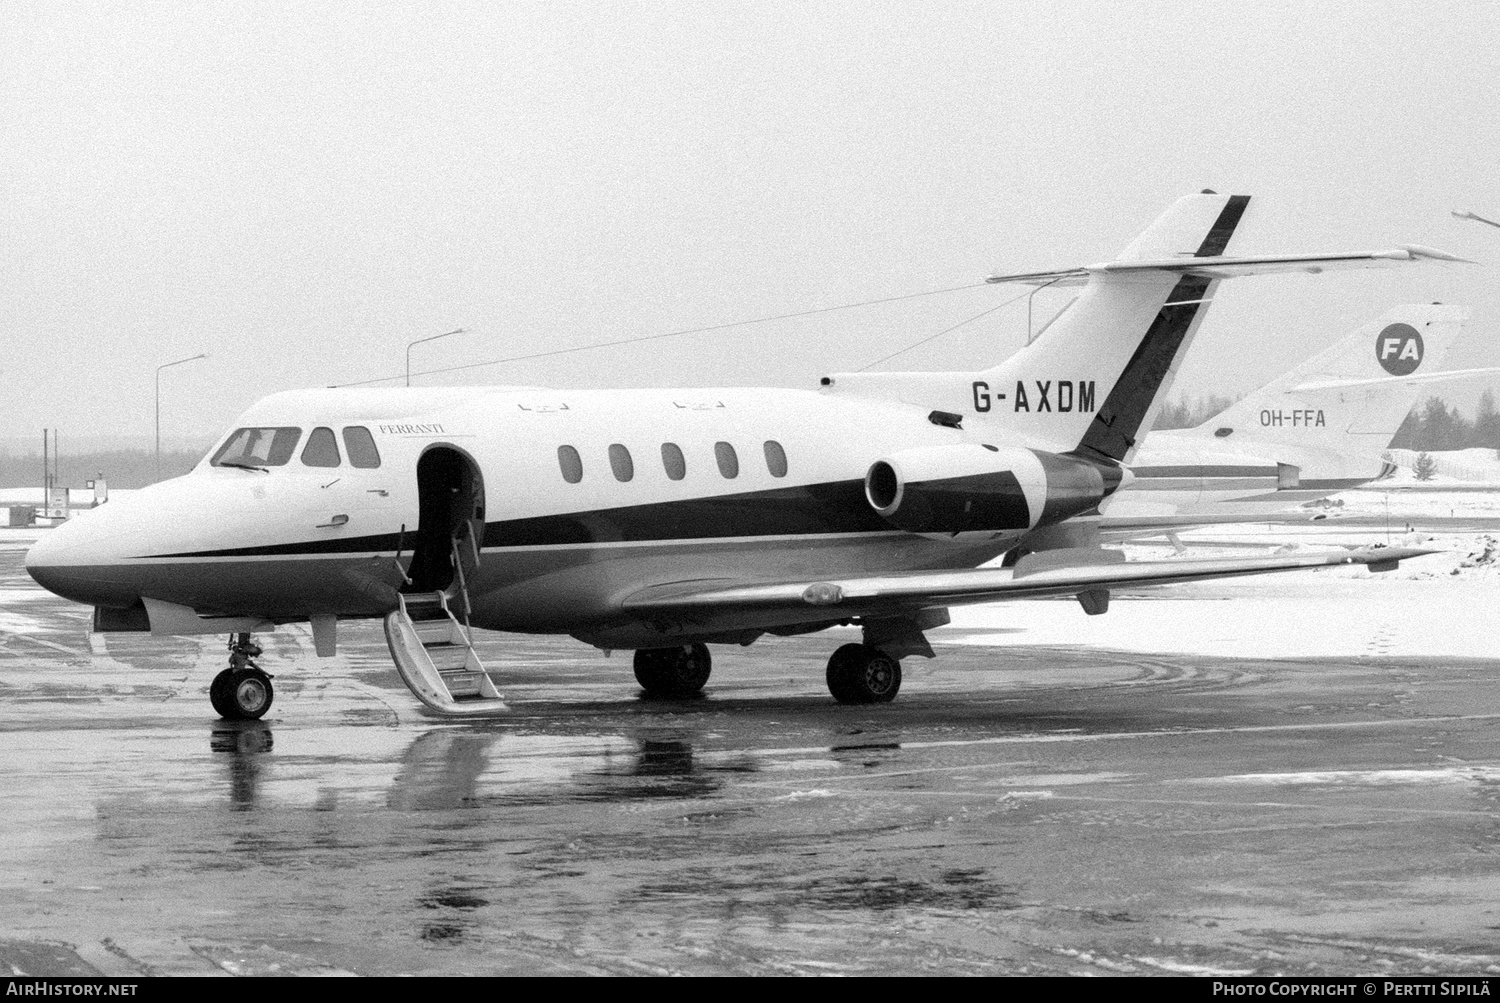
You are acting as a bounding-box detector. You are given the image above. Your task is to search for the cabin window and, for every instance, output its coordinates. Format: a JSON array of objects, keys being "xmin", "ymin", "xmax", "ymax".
[
  {"xmin": 558, "ymin": 445, "xmax": 583, "ymax": 484},
  {"xmin": 763, "ymin": 440, "xmax": 788, "ymax": 478},
  {"xmin": 609, "ymin": 443, "xmax": 634, "ymax": 482},
  {"xmin": 342, "ymin": 426, "xmax": 382, "ymax": 468},
  {"xmin": 301, "ymin": 427, "xmax": 341, "ymax": 467},
  {"xmin": 211, "ymin": 427, "xmax": 302, "ymax": 468},
  {"xmin": 661, "ymin": 442, "xmax": 686, "ymax": 481},
  {"xmin": 714, "ymin": 441, "xmax": 739, "ymax": 479}
]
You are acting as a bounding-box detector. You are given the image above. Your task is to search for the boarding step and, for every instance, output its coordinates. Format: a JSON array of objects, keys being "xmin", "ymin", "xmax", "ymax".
[
  {"xmin": 424, "ymin": 643, "xmax": 471, "ymax": 672},
  {"xmin": 439, "ymin": 670, "xmax": 486, "ymax": 698},
  {"xmin": 383, "ymin": 591, "xmax": 507, "ymax": 716},
  {"xmin": 413, "ymin": 617, "xmax": 462, "ymax": 644}
]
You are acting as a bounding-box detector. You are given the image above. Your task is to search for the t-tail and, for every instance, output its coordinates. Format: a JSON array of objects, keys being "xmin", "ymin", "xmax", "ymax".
[
  {"xmin": 824, "ymin": 192, "xmax": 1469, "ymax": 472},
  {"xmin": 826, "ymin": 193, "xmax": 1469, "ymax": 538},
  {"xmin": 977, "ymin": 192, "xmax": 1253, "ymax": 464}
]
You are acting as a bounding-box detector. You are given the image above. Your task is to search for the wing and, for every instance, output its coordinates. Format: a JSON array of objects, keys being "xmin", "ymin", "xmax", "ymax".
[
  {"xmin": 986, "ymin": 245, "xmax": 1472, "ymax": 288},
  {"xmin": 621, "ymin": 545, "xmax": 1437, "ymax": 621}
]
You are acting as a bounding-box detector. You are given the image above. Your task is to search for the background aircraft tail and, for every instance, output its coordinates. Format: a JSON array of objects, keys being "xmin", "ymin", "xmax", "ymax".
[{"xmin": 1174, "ymin": 303, "xmax": 1470, "ymax": 450}]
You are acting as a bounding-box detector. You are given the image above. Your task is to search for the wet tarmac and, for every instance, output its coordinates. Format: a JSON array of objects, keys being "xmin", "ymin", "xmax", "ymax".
[{"xmin": 4, "ymin": 544, "xmax": 1500, "ymax": 976}]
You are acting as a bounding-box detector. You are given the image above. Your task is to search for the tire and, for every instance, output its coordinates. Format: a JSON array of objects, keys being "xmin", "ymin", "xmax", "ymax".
[
  {"xmin": 209, "ymin": 668, "xmax": 237, "ymax": 718},
  {"xmin": 634, "ymin": 643, "xmax": 712, "ymax": 697},
  {"xmin": 828, "ymin": 644, "xmax": 901, "ymax": 705},
  {"xmin": 825, "ymin": 643, "xmax": 867, "ymax": 703},
  {"xmin": 218, "ymin": 668, "xmax": 274, "ymax": 720}
]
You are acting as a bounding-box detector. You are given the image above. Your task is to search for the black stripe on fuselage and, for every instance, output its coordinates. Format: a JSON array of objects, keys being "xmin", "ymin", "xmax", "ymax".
[
  {"xmin": 141, "ymin": 478, "xmax": 894, "ymax": 558},
  {"xmin": 486, "ymin": 479, "xmax": 889, "ymax": 547},
  {"xmin": 1075, "ymin": 194, "xmax": 1251, "ymax": 464}
]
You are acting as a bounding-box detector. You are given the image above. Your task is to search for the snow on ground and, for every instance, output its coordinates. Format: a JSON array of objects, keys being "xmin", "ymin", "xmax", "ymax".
[
  {"xmin": 0, "ymin": 488, "xmax": 140, "ymax": 534},
  {"xmin": 0, "ymin": 488, "xmax": 144, "ymax": 504},
  {"xmin": 1385, "ymin": 447, "xmax": 1500, "ymax": 483},
  {"xmin": 948, "ymin": 521, "xmax": 1499, "ymax": 661},
  {"xmin": 1317, "ymin": 488, "xmax": 1500, "ymax": 521},
  {"xmin": 943, "ymin": 569, "xmax": 1497, "ymax": 661},
  {"xmin": 0, "ymin": 528, "xmax": 43, "ymax": 552}
]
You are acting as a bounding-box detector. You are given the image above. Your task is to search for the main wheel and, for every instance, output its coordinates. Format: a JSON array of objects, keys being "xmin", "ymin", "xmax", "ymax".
[
  {"xmin": 633, "ymin": 643, "xmax": 712, "ymax": 697},
  {"xmin": 213, "ymin": 667, "xmax": 275, "ymax": 720},
  {"xmin": 827, "ymin": 644, "xmax": 901, "ymax": 705},
  {"xmin": 209, "ymin": 668, "xmax": 237, "ymax": 718},
  {"xmin": 825, "ymin": 643, "xmax": 867, "ymax": 704}
]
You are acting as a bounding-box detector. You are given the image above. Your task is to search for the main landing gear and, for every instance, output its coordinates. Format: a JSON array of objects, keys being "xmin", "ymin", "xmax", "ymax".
[
  {"xmin": 826, "ymin": 643, "xmax": 901, "ymax": 704},
  {"xmin": 634, "ymin": 643, "xmax": 712, "ymax": 698},
  {"xmin": 210, "ymin": 632, "xmax": 275, "ymax": 720},
  {"xmin": 631, "ymin": 640, "xmax": 903, "ymax": 704}
]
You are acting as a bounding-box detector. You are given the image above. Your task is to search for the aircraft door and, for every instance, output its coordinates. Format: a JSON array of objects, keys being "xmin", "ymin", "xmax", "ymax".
[{"xmin": 407, "ymin": 446, "xmax": 485, "ymax": 596}]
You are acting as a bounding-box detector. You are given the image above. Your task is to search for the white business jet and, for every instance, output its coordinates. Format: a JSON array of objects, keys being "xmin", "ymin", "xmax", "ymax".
[{"xmin": 25, "ymin": 193, "xmax": 1460, "ymax": 719}]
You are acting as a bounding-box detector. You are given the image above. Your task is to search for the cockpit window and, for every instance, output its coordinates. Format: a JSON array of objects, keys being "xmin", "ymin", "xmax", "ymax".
[
  {"xmin": 211, "ymin": 427, "xmax": 302, "ymax": 467},
  {"xmin": 342, "ymin": 426, "xmax": 381, "ymax": 468},
  {"xmin": 301, "ymin": 427, "xmax": 341, "ymax": 467}
]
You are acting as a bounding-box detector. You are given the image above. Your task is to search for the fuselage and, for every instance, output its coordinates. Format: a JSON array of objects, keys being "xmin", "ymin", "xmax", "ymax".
[
  {"xmin": 26, "ymin": 386, "xmax": 1037, "ymax": 647},
  {"xmin": 25, "ymin": 380, "xmax": 1399, "ymax": 648}
]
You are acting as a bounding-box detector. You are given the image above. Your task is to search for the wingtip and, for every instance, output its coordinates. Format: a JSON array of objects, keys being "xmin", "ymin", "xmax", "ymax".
[
  {"xmin": 1348, "ymin": 544, "xmax": 1445, "ymax": 563},
  {"xmin": 1397, "ymin": 243, "xmax": 1479, "ymax": 264}
]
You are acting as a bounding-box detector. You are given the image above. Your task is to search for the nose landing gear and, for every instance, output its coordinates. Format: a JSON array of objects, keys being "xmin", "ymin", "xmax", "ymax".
[{"xmin": 210, "ymin": 632, "xmax": 275, "ymax": 720}]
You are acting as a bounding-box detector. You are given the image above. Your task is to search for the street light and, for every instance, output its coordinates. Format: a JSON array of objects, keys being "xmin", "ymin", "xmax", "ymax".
[
  {"xmin": 406, "ymin": 328, "xmax": 466, "ymax": 386},
  {"xmin": 156, "ymin": 353, "xmax": 208, "ymax": 482},
  {"xmin": 1452, "ymin": 209, "xmax": 1500, "ymax": 230}
]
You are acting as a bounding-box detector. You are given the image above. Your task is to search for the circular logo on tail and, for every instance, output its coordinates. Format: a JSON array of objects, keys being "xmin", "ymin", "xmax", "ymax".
[{"xmin": 1376, "ymin": 323, "xmax": 1423, "ymax": 376}]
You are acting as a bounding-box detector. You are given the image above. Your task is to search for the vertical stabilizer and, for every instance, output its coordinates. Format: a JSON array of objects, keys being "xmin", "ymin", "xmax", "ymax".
[
  {"xmin": 820, "ymin": 195, "xmax": 1467, "ymax": 452},
  {"xmin": 1178, "ymin": 304, "xmax": 1469, "ymax": 447},
  {"xmin": 1170, "ymin": 301, "xmax": 1464, "ymax": 446},
  {"xmin": 977, "ymin": 194, "xmax": 1251, "ymax": 463}
]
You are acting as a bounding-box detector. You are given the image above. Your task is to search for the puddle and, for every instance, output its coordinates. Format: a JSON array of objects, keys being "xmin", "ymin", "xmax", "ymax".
[{"xmin": 634, "ymin": 866, "xmax": 1020, "ymax": 912}]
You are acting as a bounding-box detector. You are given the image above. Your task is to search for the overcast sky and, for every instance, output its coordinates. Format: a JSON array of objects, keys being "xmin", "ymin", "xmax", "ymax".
[{"xmin": 4, "ymin": 1, "xmax": 1499, "ymax": 448}]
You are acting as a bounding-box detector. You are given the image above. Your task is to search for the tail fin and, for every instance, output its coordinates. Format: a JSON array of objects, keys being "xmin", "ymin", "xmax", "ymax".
[
  {"xmin": 979, "ymin": 193, "xmax": 1252, "ymax": 463},
  {"xmin": 1179, "ymin": 304, "xmax": 1473, "ymax": 447},
  {"xmin": 820, "ymin": 193, "xmax": 1469, "ymax": 457}
]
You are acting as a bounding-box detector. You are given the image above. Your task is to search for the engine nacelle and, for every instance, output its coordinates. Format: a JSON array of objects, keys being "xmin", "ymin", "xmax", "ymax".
[{"xmin": 864, "ymin": 443, "xmax": 1128, "ymax": 536}]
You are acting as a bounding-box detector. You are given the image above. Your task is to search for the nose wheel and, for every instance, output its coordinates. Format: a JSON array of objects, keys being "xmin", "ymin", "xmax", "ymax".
[{"xmin": 210, "ymin": 633, "xmax": 275, "ymax": 720}]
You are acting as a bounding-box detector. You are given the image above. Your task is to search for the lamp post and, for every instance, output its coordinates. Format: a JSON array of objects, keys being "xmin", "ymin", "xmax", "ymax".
[
  {"xmin": 406, "ymin": 328, "xmax": 466, "ymax": 386},
  {"xmin": 156, "ymin": 353, "xmax": 208, "ymax": 482}
]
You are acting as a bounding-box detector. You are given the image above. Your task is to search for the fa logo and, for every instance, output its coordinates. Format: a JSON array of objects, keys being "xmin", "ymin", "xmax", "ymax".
[{"xmin": 1376, "ymin": 323, "xmax": 1423, "ymax": 376}]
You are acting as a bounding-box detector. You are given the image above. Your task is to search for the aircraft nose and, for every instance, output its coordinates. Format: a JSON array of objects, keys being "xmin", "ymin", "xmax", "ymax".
[{"xmin": 25, "ymin": 503, "xmax": 145, "ymax": 608}]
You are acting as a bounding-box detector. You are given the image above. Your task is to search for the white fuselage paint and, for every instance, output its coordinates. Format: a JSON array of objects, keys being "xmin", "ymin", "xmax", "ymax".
[{"xmin": 26, "ymin": 385, "xmax": 1040, "ymax": 646}]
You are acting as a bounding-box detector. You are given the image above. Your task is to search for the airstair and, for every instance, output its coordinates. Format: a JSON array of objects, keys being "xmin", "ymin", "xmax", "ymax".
[{"xmin": 383, "ymin": 536, "xmax": 508, "ymax": 716}]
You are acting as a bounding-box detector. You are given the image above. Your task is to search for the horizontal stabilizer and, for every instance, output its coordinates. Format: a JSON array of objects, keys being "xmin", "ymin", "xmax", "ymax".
[
  {"xmin": 987, "ymin": 246, "xmax": 1473, "ymax": 287},
  {"xmin": 623, "ymin": 546, "xmax": 1437, "ymax": 620},
  {"xmin": 1291, "ymin": 365, "xmax": 1500, "ymax": 393}
]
